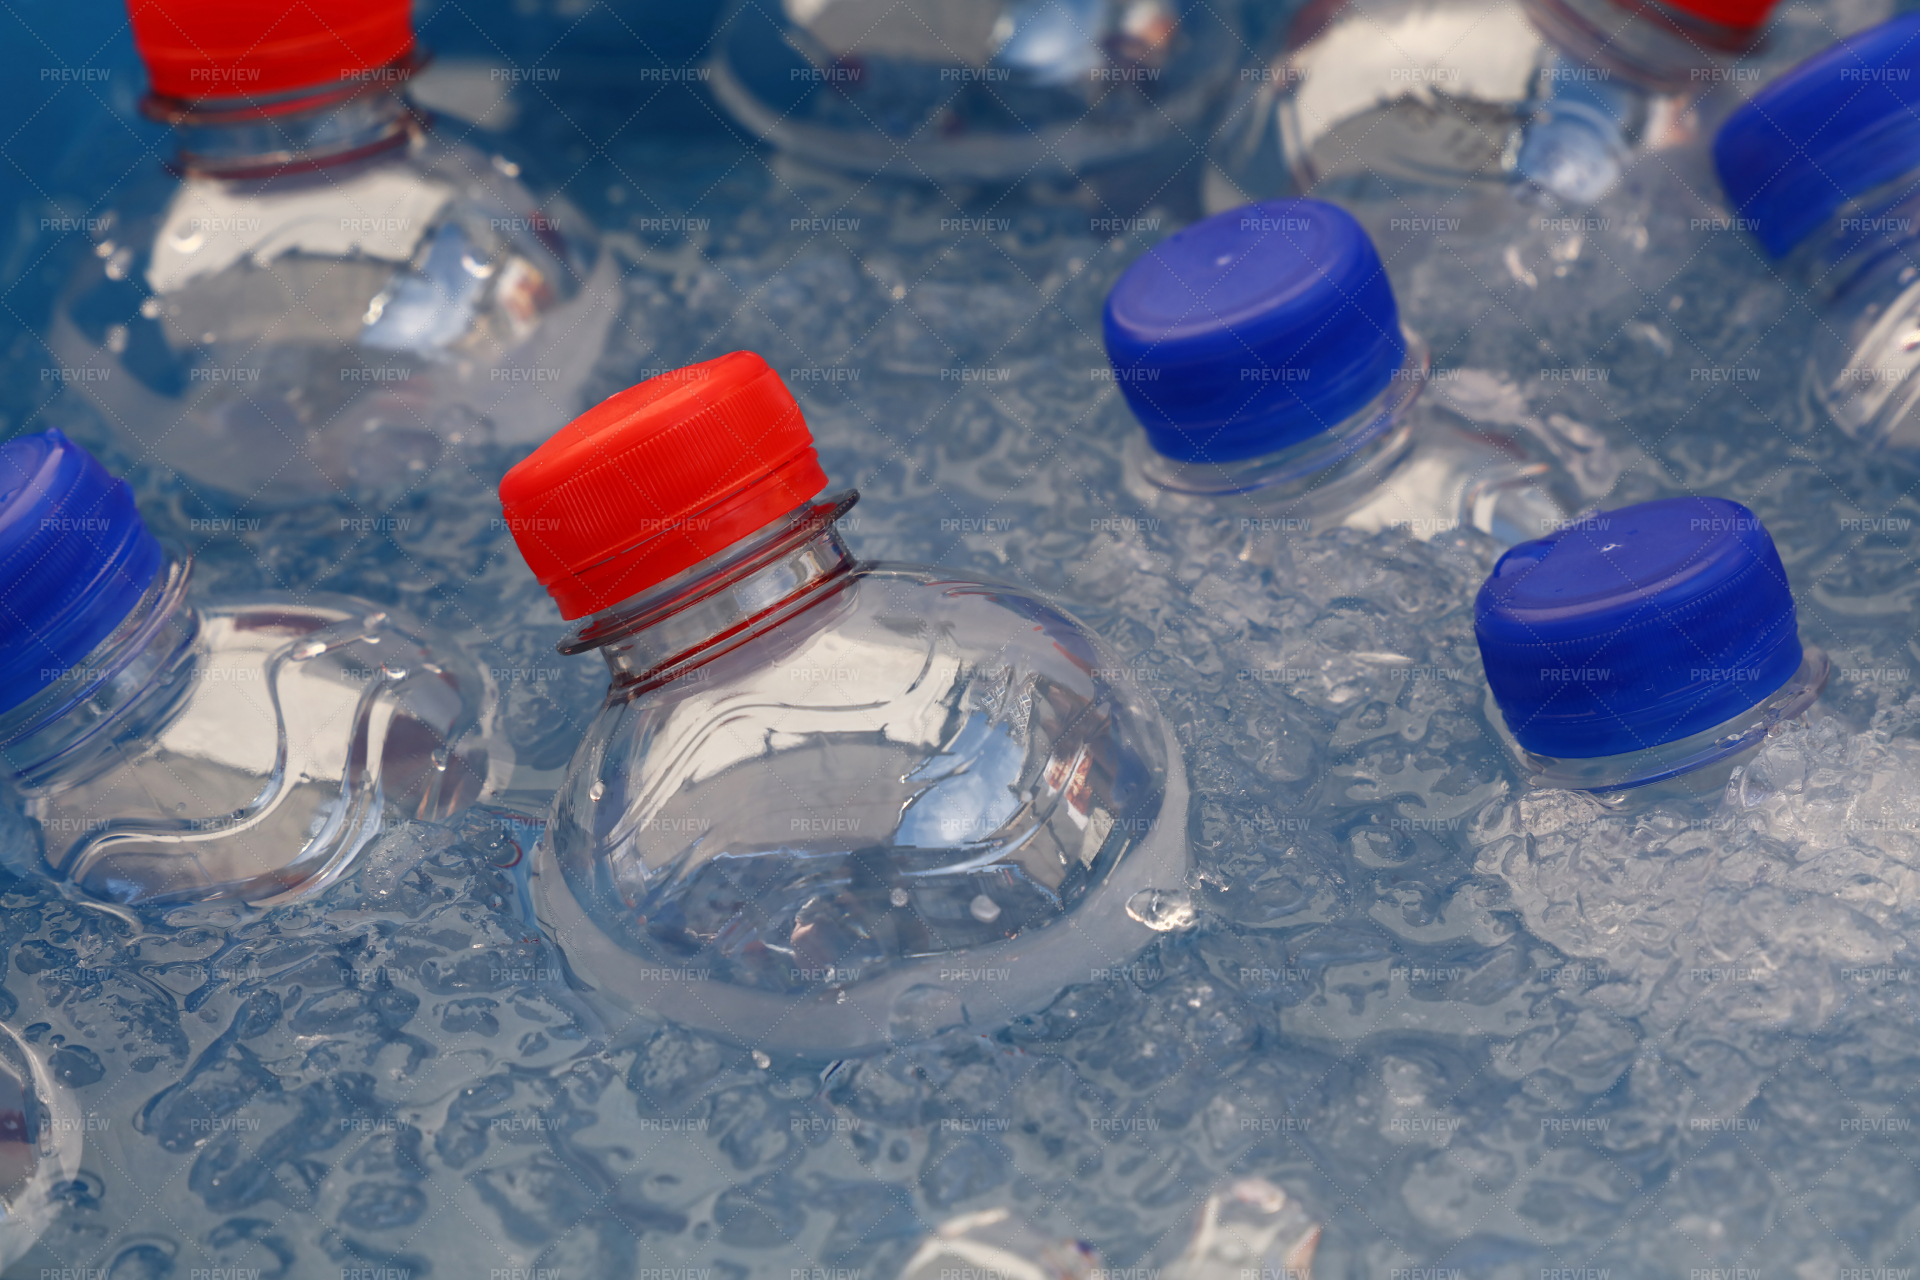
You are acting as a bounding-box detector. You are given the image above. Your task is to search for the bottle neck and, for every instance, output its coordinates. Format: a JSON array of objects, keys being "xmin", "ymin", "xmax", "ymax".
[
  {"xmin": 146, "ymin": 60, "xmax": 424, "ymax": 178},
  {"xmin": 1134, "ymin": 332, "xmax": 1428, "ymax": 507},
  {"xmin": 561, "ymin": 493, "xmax": 861, "ymax": 695},
  {"xmin": 1498, "ymin": 646, "xmax": 1829, "ymax": 795},
  {"xmin": 1798, "ymin": 180, "xmax": 1920, "ymax": 302},
  {"xmin": 0, "ymin": 556, "xmax": 199, "ymax": 788}
]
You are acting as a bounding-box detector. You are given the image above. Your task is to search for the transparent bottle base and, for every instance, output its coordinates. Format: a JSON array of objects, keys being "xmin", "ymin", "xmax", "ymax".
[
  {"xmin": 1489, "ymin": 647, "xmax": 1830, "ymax": 796},
  {"xmin": 534, "ymin": 751, "xmax": 1186, "ymax": 1057}
]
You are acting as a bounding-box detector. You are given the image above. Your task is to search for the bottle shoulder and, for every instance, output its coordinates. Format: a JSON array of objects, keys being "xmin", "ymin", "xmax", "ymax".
[{"xmin": 594, "ymin": 564, "xmax": 1114, "ymax": 719}]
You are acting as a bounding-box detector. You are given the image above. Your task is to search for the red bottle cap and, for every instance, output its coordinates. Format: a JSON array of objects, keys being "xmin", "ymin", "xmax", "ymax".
[
  {"xmin": 127, "ymin": 0, "xmax": 416, "ymax": 102},
  {"xmin": 501, "ymin": 353, "xmax": 830, "ymax": 621},
  {"xmin": 1658, "ymin": 0, "xmax": 1775, "ymax": 30}
]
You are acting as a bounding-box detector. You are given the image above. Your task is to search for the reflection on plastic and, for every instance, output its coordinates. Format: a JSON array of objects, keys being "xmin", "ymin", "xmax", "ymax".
[
  {"xmin": 897, "ymin": 1179, "xmax": 1321, "ymax": 1280},
  {"xmin": 50, "ymin": 87, "xmax": 616, "ymax": 507}
]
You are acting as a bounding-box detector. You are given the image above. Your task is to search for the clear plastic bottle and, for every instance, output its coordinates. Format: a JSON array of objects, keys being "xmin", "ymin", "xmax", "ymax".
[
  {"xmin": 707, "ymin": 0, "xmax": 1240, "ymax": 182},
  {"xmin": 1475, "ymin": 496, "xmax": 1828, "ymax": 795},
  {"xmin": 0, "ymin": 430, "xmax": 500, "ymax": 904},
  {"xmin": 1103, "ymin": 199, "xmax": 1604, "ymax": 547},
  {"xmin": 1202, "ymin": 0, "xmax": 1776, "ymax": 246},
  {"xmin": 1714, "ymin": 14, "xmax": 1920, "ymax": 450},
  {"xmin": 47, "ymin": 0, "xmax": 618, "ymax": 508},
  {"xmin": 499, "ymin": 352, "xmax": 1189, "ymax": 1056}
]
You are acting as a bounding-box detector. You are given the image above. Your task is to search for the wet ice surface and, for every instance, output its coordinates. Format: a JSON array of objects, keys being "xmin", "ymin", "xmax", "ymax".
[{"xmin": 12, "ymin": 1, "xmax": 1920, "ymax": 1275}]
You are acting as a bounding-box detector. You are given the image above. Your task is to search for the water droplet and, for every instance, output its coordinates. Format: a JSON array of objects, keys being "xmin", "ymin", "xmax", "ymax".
[
  {"xmin": 1126, "ymin": 887, "xmax": 1197, "ymax": 932},
  {"xmin": 293, "ymin": 640, "xmax": 328, "ymax": 660},
  {"xmin": 969, "ymin": 894, "xmax": 1001, "ymax": 923},
  {"xmin": 889, "ymin": 888, "xmax": 909, "ymax": 908},
  {"xmin": 589, "ymin": 781, "xmax": 605, "ymax": 802},
  {"xmin": 752, "ymin": 1050, "xmax": 770, "ymax": 1069}
]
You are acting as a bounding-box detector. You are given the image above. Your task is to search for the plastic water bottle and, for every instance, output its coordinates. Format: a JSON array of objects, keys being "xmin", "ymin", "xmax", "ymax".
[
  {"xmin": 1714, "ymin": 14, "xmax": 1920, "ymax": 450},
  {"xmin": 1103, "ymin": 199, "xmax": 1597, "ymax": 546},
  {"xmin": 0, "ymin": 430, "xmax": 499, "ymax": 905},
  {"xmin": 1475, "ymin": 496, "xmax": 1827, "ymax": 794},
  {"xmin": 707, "ymin": 0, "xmax": 1239, "ymax": 182},
  {"xmin": 498, "ymin": 352, "xmax": 1189, "ymax": 1056},
  {"xmin": 47, "ymin": 0, "xmax": 618, "ymax": 508},
  {"xmin": 1203, "ymin": 0, "xmax": 1775, "ymax": 245}
]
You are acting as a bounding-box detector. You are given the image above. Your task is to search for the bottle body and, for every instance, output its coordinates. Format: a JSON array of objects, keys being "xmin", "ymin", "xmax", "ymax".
[
  {"xmin": 530, "ymin": 502, "xmax": 1189, "ymax": 1055},
  {"xmin": 2, "ymin": 557, "xmax": 499, "ymax": 905},
  {"xmin": 707, "ymin": 0, "xmax": 1240, "ymax": 181},
  {"xmin": 49, "ymin": 97, "xmax": 618, "ymax": 506}
]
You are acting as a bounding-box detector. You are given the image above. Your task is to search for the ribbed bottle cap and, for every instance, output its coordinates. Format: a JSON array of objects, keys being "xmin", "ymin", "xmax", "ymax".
[
  {"xmin": 1714, "ymin": 14, "xmax": 1920, "ymax": 258},
  {"xmin": 500, "ymin": 353, "xmax": 830, "ymax": 622},
  {"xmin": 1475, "ymin": 497, "xmax": 1803, "ymax": 759},
  {"xmin": 0, "ymin": 431, "xmax": 163, "ymax": 718},
  {"xmin": 1102, "ymin": 199, "xmax": 1405, "ymax": 465},
  {"xmin": 126, "ymin": 0, "xmax": 415, "ymax": 102}
]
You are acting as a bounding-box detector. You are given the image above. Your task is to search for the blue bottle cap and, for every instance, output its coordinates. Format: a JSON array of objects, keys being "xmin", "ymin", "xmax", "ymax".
[
  {"xmin": 1102, "ymin": 199, "xmax": 1406, "ymax": 465},
  {"xmin": 1714, "ymin": 13, "xmax": 1920, "ymax": 258},
  {"xmin": 0, "ymin": 430, "xmax": 163, "ymax": 718},
  {"xmin": 1475, "ymin": 497, "xmax": 1803, "ymax": 759}
]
